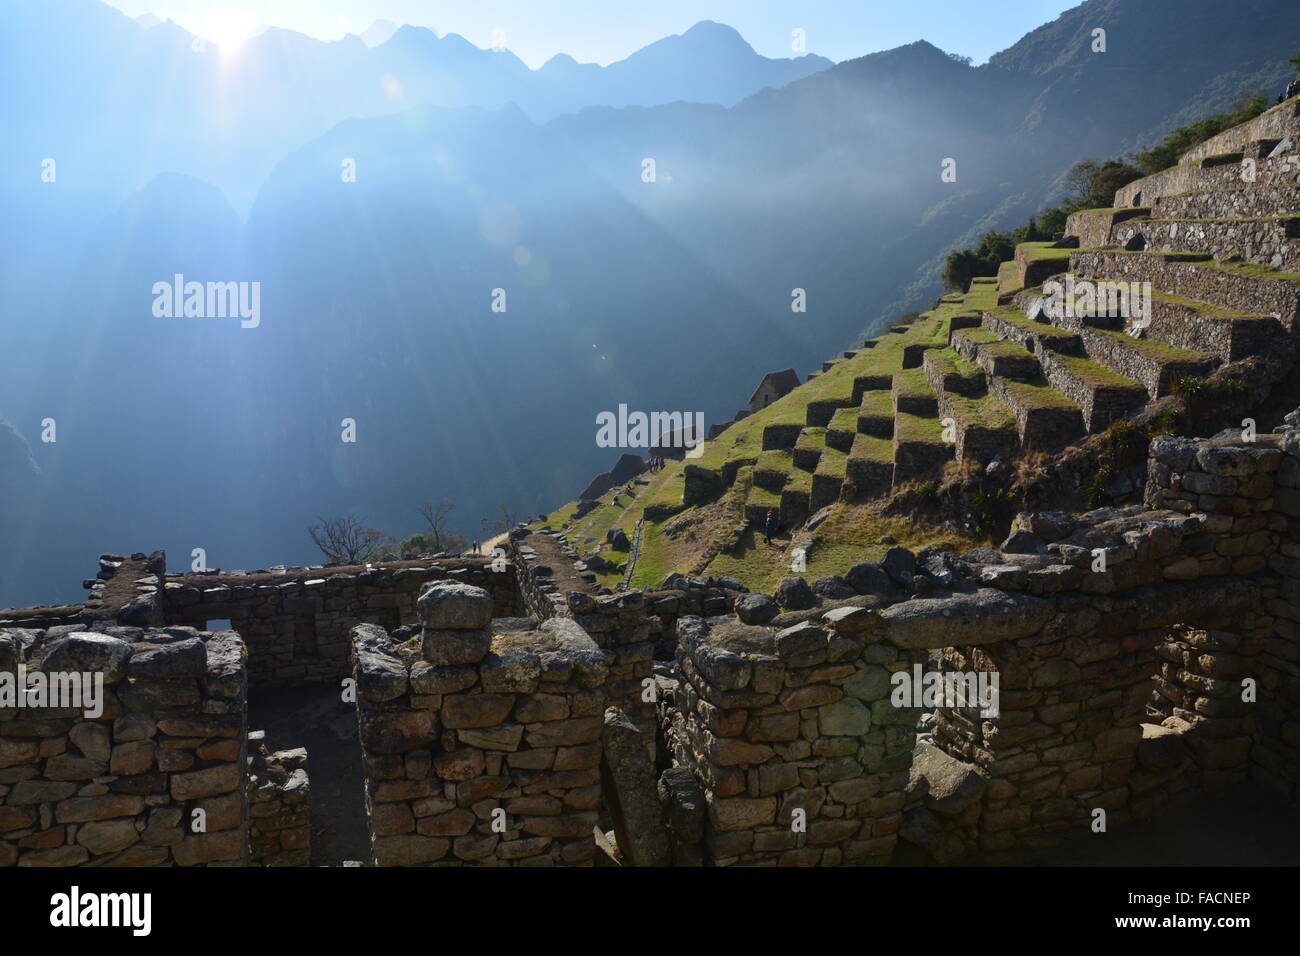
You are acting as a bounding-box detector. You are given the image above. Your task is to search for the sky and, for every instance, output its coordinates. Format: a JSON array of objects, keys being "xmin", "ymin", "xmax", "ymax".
[{"xmin": 102, "ymin": 0, "xmax": 1083, "ymax": 70}]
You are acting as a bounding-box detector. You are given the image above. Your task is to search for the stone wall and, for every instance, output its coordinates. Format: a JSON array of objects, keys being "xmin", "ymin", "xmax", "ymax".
[
  {"xmin": 1069, "ymin": 250, "xmax": 1300, "ymax": 331},
  {"xmin": 247, "ymin": 732, "xmax": 311, "ymax": 866},
  {"xmin": 1065, "ymin": 207, "xmax": 1150, "ymax": 249},
  {"xmin": 350, "ymin": 582, "xmax": 611, "ymax": 866},
  {"xmin": 662, "ymin": 611, "xmax": 920, "ymax": 865},
  {"xmin": 511, "ymin": 533, "xmax": 656, "ymax": 757},
  {"xmin": 164, "ymin": 558, "xmax": 518, "ymax": 687},
  {"xmin": 0, "ymin": 625, "xmax": 248, "ymax": 866},
  {"xmin": 1110, "ymin": 216, "xmax": 1300, "ymax": 273}
]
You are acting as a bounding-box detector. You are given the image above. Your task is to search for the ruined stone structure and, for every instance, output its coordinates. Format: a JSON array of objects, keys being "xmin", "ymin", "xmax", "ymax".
[
  {"xmin": 4, "ymin": 427, "xmax": 1300, "ymax": 866},
  {"xmin": 0, "ymin": 626, "xmax": 248, "ymax": 866},
  {"xmin": 5, "ymin": 100, "xmax": 1300, "ymax": 867}
]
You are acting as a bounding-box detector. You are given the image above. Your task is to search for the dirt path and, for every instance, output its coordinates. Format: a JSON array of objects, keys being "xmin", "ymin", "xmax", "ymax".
[{"xmin": 250, "ymin": 685, "xmax": 369, "ymax": 866}]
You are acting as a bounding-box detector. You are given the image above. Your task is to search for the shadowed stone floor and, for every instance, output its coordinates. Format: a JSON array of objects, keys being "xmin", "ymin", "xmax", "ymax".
[{"xmin": 250, "ymin": 684, "xmax": 368, "ymax": 866}]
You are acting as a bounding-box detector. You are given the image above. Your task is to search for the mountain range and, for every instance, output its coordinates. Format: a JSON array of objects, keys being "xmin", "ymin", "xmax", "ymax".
[{"xmin": 2, "ymin": 0, "xmax": 1298, "ymax": 607}]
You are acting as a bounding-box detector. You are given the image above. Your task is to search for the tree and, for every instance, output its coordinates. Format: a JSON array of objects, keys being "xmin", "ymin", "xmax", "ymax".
[
  {"xmin": 1288, "ymin": 52, "xmax": 1300, "ymax": 74},
  {"xmin": 307, "ymin": 514, "xmax": 394, "ymax": 565},
  {"xmin": 942, "ymin": 248, "xmax": 992, "ymax": 291},
  {"xmin": 497, "ymin": 502, "xmax": 519, "ymax": 535},
  {"xmin": 398, "ymin": 531, "xmax": 470, "ymax": 557},
  {"xmin": 416, "ymin": 499, "xmax": 458, "ymax": 552},
  {"xmin": 1063, "ymin": 159, "xmax": 1104, "ymax": 202}
]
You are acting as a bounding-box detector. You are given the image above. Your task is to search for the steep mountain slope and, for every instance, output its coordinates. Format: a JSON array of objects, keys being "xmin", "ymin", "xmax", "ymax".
[{"xmin": 4, "ymin": 0, "xmax": 1299, "ymax": 609}]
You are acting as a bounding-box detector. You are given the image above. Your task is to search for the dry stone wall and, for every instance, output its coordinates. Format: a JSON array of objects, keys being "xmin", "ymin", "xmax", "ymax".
[
  {"xmin": 661, "ymin": 610, "xmax": 920, "ymax": 865},
  {"xmin": 350, "ymin": 581, "xmax": 611, "ymax": 866},
  {"xmin": 0, "ymin": 625, "xmax": 249, "ymax": 866},
  {"xmin": 164, "ymin": 558, "xmax": 518, "ymax": 687},
  {"xmin": 247, "ymin": 732, "xmax": 311, "ymax": 866}
]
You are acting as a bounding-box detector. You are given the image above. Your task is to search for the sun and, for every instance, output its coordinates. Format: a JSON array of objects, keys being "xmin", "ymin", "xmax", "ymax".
[{"xmin": 201, "ymin": 9, "xmax": 261, "ymax": 54}]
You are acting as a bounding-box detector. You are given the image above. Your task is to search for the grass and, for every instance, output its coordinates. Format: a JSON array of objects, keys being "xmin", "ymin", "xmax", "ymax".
[
  {"xmin": 1089, "ymin": 324, "xmax": 1214, "ymax": 363},
  {"xmin": 747, "ymin": 481, "xmax": 782, "ymax": 510},
  {"xmin": 814, "ymin": 446, "xmax": 848, "ymax": 478},
  {"xmin": 892, "ymin": 366, "xmax": 935, "ymax": 401},
  {"xmin": 702, "ymin": 502, "xmax": 984, "ymax": 595},
  {"xmin": 1051, "ymin": 351, "xmax": 1146, "ymax": 390},
  {"xmin": 894, "ymin": 410, "xmax": 946, "ymax": 444},
  {"xmin": 849, "ymin": 432, "xmax": 894, "ymax": 463},
  {"xmin": 784, "ymin": 464, "xmax": 815, "ymax": 493},
  {"xmin": 997, "ymin": 377, "xmax": 1081, "ymax": 410},
  {"xmin": 828, "ymin": 407, "xmax": 859, "ymax": 434},
  {"xmin": 944, "ymin": 388, "xmax": 1017, "ymax": 431},
  {"xmin": 1145, "ymin": 286, "xmax": 1271, "ymax": 319},
  {"xmin": 755, "ymin": 449, "xmax": 794, "ymax": 472},
  {"xmin": 795, "ymin": 426, "xmax": 827, "ymax": 452},
  {"xmin": 859, "ymin": 389, "xmax": 894, "ymax": 417},
  {"xmin": 528, "ymin": 281, "xmax": 1044, "ymax": 592},
  {"xmin": 965, "ymin": 278, "xmax": 1001, "ymax": 311},
  {"xmin": 987, "ymin": 304, "xmax": 1078, "ymax": 341},
  {"xmin": 997, "ymin": 259, "xmax": 1022, "ymax": 296},
  {"xmin": 1018, "ymin": 242, "xmax": 1073, "ymax": 264}
]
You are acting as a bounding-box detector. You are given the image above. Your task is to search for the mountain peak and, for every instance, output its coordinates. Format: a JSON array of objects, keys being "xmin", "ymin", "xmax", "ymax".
[
  {"xmin": 678, "ymin": 20, "xmax": 750, "ymax": 50},
  {"xmin": 361, "ymin": 19, "xmax": 398, "ymax": 47}
]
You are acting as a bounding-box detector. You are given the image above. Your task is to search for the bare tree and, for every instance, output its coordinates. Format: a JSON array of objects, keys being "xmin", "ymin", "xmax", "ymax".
[
  {"xmin": 416, "ymin": 499, "xmax": 457, "ymax": 552},
  {"xmin": 308, "ymin": 514, "xmax": 394, "ymax": 565},
  {"xmin": 1063, "ymin": 159, "xmax": 1103, "ymax": 202},
  {"xmin": 497, "ymin": 501, "xmax": 519, "ymax": 535}
]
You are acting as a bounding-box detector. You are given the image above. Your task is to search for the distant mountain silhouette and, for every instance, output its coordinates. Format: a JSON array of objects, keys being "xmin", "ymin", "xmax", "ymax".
[
  {"xmin": 360, "ymin": 19, "xmax": 398, "ymax": 48},
  {"xmin": 2, "ymin": 0, "xmax": 1298, "ymax": 606}
]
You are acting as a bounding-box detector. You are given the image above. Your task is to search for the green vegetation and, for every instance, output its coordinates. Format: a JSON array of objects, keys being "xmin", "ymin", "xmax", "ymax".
[
  {"xmin": 1052, "ymin": 351, "xmax": 1144, "ymax": 390},
  {"xmin": 943, "ymin": 94, "xmax": 1274, "ymax": 294},
  {"xmin": 1134, "ymin": 95, "xmax": 1268, "ymax": 174},
  {"xmin": 849, "ymin": 432, "xmax": 894, "ymax": 463},
  {"xmin": 998, "ymin": 377, "xmax": 1079, "ymax": 411}
]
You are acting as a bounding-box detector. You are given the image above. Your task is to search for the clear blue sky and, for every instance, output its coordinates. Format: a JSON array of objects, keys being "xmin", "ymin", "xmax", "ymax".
[{"xmin": 104, "ymin": 0, "xmax": 1083, "ymax": 69}]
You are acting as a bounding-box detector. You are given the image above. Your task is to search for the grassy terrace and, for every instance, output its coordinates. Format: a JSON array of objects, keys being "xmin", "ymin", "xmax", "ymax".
[
  {"xmin": 531, "ymin": 284, "xmax": 995, "ymax": 590},
  {"xmin": 892, "ymin": 366, "xmax": 935, "ymax": 401},
  {"xmin": 859, "ymin": 389, "xmax": 894, "ymax": 417},
  {"xmin": 986, "ymin": 304, "xmax": 1071, "ymax": 338},
  {"xmin": 1018, "ymin": 279, "xmax": 1220, "ymax": 363},
  {"xmin": 1083, "ymin": 248, "xmax": 1300, "ymax": 283},
  {"xmin": 1057, "ymin": 276, "xmax": 1274, "ymax": 320},
  {"xmin": 755, "ymin": 449, "xmax": 794, "ymax": 474},
  {"xmin": 828, "ymin": 406, "xmax": 859, "ymax": 433},
  {"xmin": 746, "ymin": 479, "xmax": 782, "ymax": 511},
  {"xmin": 785, "ymin": 462, "xmax": 814, "ymax": 492},
  {"xmin": 795, "ymin": 426, "xmax": 826, "ymax": 452},
  {"xmin": 938, "ymin": 350, "xmax": 1017, "ymax": 429},
  {"xmin": 814, "ymin": 445, "xmax": 848, "ymax": 478},
  {"xmin": 928, "ymin": 346, "xmax": 986, "ymax": 386},
  {"xmin": 1088, "ymin": 323, "xmax": 1215, "ymax": 363},
  {"xmin": 1146, "ymin": 286, "xmax": 1272, "ymax": 319},
  {"xmin": 997, "ymin": 375, "xmax": 1081, "ymax": 410},
  {"xmin": 894, "ymin": 409, "xmax": 946, "ymax": 444},
  {"xmin": 1019, "ymin": 242, "xmax": 1074, "ymax": 264},
  {"xmin": 965, "ymin": 278, "xmax": 1001, "ymax": 311},
  {"xmin": 954, "ymin": 326, "xmax": 1036, "ymax": 361},
  {"xmin": 997, "ymin": 259, "xmax": 1022, "ymax": 296},
  {"xmin": 1049, "ymin": 350, "xmax": 1146, "ymax": 389},
  {"xmin": 849, "ymin": 432, "xmax": 894, "ymax": 462}
]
